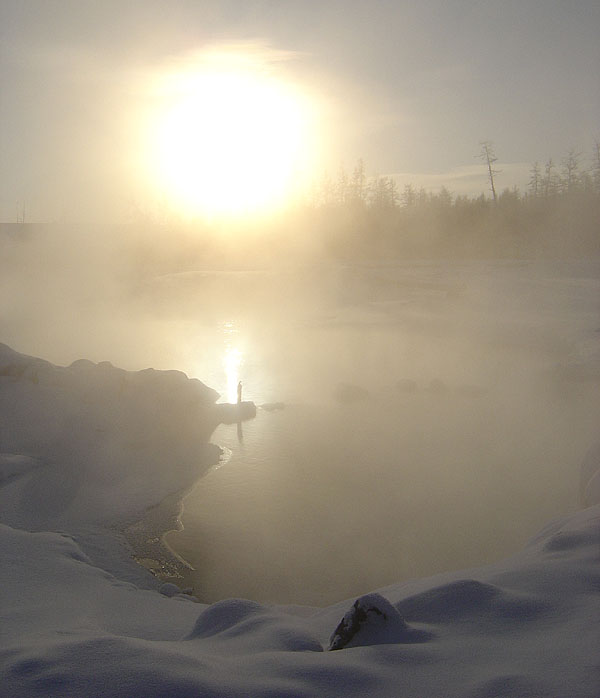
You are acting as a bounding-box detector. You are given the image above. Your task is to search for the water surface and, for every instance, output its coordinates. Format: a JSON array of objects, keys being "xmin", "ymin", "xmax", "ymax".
[{"xmin": 164, "ymin": 260, "xmax": 600, "ymax": 605}]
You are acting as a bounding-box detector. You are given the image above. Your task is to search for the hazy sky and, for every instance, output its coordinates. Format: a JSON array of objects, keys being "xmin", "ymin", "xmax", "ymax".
[{"xmin": 1, "ymin": 0, "xmax": 598, "ymax": 222}]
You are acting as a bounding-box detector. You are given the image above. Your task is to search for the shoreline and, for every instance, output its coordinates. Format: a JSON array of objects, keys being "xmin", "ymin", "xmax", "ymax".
[
  {"xmin": 121, "ymin": 486, "xmax": 197, "ymax": 589},
  {"xmin": 120, "ymin": 441, "xmax": 227, "ymax": 592},
  {"xmin": 120, "ymin": 404, "xmax": 254, "ymax": 591}
]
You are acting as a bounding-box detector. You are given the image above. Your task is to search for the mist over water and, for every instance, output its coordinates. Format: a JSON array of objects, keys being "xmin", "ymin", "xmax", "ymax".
[
  {"xmin": 163, "ymin": 260, "xmax": 599, "ymax": 605},
  {"xmin": 2, "ymin": 225, "xmax": 599, "ymax": 605}
]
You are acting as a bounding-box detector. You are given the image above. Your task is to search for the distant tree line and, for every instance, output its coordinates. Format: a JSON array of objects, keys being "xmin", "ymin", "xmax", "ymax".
[
  {"xmin": 300, "ymin": 143, "xmax": 600, "ymax": 259},
  {"xmin": 125, "ymin": 142, "xmax": 600, "ymax": 272}
]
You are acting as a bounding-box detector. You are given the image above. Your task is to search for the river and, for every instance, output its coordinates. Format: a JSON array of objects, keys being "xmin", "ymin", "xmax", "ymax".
[{"xmin": 161, "ymin": 259, "xmax": 600, "ymax": 605}]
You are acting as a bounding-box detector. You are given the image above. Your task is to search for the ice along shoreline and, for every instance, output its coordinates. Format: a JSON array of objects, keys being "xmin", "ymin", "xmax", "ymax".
[{"xmin": 121, "ymin": 403, "xmax": 256, "ymax": 593}]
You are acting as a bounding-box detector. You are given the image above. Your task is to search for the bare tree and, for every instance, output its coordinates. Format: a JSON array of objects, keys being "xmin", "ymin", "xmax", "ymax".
[
  {"xmin": 368, "ymin": 175, "xmax": 398, "ymax": 209},
  {"xmin": 401, "ymin": 183, "xmax": 416, "ymax": 208},
  {"xmin": 478, "ymin": 141, "xmax": 500, "ymax": 203},
  {"xmin": 349, "ymin": 158, "xmax": 367, "ymax": 207},
  {"xmin": 435, "ymin": 186, "xmax": 453, "ymax": 208},
  {"xmin": 319, "ymin": 171, "xmax": 335, "ymax": 207},
  {"xmin": 334, "ymin": 165, "xmax": 349, "ymax": 206}
]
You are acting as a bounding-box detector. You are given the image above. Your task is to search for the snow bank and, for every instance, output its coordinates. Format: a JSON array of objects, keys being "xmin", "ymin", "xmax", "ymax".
[
  {"xmin": 1, "ymin": 343, "xmax": 598, "ymax": 697},
  {"xmin": 0, "ymin": 342, "xmax": 220, "ymax": 528},
  {"xmin": 1, "ymin": 505, "xmax": 598, "ymax": 697}
]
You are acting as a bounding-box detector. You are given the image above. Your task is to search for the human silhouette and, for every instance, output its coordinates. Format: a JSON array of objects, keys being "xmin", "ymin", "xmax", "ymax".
[{"xmin": 237, "ymin": 381, "xmax": 242, "ymax": 404}]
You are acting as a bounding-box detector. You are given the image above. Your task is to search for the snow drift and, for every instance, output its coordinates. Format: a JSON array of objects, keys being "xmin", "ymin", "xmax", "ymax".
[{"xmin": 1, "ymin": 343, "xmax": 599, "ymax": 697}]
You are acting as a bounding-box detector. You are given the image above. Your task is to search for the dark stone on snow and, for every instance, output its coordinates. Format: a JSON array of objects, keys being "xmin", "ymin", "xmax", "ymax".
[{"xmin": 328, "ymin": 593, "xmax": 420, "ymax": 650}]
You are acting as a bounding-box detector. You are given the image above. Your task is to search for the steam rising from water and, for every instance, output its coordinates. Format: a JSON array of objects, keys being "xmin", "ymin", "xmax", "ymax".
[
  {"xmin": 1, "ymin": 224, "xmax": 599, "ymax": 604},
  {"xmin": 222, "ymin": 323, "xmax": 243, "ymax": 403}
]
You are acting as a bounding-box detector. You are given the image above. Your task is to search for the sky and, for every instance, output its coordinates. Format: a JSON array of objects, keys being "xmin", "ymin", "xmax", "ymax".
[{"xmin": 1, "ymin": 0, "xmax": 599, "ymax": 222}]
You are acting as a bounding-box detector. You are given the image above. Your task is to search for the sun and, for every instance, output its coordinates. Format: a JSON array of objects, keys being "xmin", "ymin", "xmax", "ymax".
[{"xmin": 144, "ymin": 48, "xmax": 316, "ymax": 219}]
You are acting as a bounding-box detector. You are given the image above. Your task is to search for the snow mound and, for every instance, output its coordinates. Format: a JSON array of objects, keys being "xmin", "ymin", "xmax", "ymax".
[
  {"xmin": 0, "ymin": 343, "xmax": 221, "ymax": 527},
  {"xmin": 0, "ymin": 342, "xmax": 219, "ymax": 406},
  {"xmin": 188, "ymin": 598, "xmax": 323, "ymax": 652},
  {"xmin": 395, "ymin": 579, "xmax": 549, "ymax": 624},
  {"xmin": 2, "ymin": 471, "xmax": 599, "ymax": 698},
  {"xmin": 468, "ymin": 673, "xmax": 554, "ymax": 698},
  {"xmin": 188, "ymin": 598, "xmax": 265, "ymax": 638},
  {"xmin": 2, "ymin": 343, "xmax": 599, "ymax": 697},
  {"xmin": 159, "ymin": 582, "xmax": 182, "ymax": 598},
  {"xmin": 0, "ymin": 454, "xmax": 41, "ymax": 485},
  {"xmin": 329, "ymin": 593, "xmax": 431, "ymax": 650}
]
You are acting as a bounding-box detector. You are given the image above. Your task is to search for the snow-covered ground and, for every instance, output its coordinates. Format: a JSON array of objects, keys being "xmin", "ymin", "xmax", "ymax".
[{"xmin": 1, "ymin": 342, "xmax": 599, "ymax": 697}]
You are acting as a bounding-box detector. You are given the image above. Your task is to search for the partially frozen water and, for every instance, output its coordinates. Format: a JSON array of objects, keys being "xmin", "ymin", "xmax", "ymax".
[{"xmin": 163, "ymin": 260, "xmax": 600, "ymax": 605}]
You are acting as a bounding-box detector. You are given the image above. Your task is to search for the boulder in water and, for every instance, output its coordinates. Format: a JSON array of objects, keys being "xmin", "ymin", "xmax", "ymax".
[{"xmin": 215, "ymin": 401, "xmax": 257, "ymax": 424}]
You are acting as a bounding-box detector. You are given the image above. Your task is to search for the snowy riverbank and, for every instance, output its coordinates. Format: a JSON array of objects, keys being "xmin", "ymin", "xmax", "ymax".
[
  {"xmin": 1, "ymin": 343, "xmax": 599, "ymax": 697},
  {"xmin": 0, "ymin": 342, "xmax": 225, "ymax": 586}
]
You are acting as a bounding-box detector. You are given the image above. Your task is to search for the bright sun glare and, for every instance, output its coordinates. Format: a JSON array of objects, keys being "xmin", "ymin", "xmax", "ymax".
[{"xmin": 146, "ymin": 47, "xmax": 316, "ymax": 219}]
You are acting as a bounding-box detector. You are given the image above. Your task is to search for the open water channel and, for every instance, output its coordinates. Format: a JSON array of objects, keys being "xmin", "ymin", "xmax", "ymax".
[{"xmin": 159, "ymin": 260, "xmax": 599, "ymax": 605}]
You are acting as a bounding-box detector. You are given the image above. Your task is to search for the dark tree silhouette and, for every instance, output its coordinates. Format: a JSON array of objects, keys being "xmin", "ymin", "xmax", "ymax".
[
  {"xmin": 560, "ymin": 149, "xmax": 581, "ymax": 193},
  {"xmin": 350, "ymin": 158, "xmax": 367, "ymax": 207},
  {"xmin": 528, "ymin": 162, "xmax": 542, "ymax": 198},
  {"xmin": 542, "ymin": 159, "xmax": 558, "ymax": 198},
  {"xmin": 478, "ymin": 141, "xmax": 500, "ymax": 203}
]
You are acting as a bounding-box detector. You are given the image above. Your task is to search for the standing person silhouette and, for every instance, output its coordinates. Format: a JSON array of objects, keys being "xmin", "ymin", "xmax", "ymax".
[{"xmin": 237, "ymin": 381, "xmax": 242, "ymax": 404}]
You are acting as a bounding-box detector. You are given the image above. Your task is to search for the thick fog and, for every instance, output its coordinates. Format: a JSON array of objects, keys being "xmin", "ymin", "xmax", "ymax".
[{"xmin": 2, "ymin": 223, "xmax": 599, "ymax": 604}]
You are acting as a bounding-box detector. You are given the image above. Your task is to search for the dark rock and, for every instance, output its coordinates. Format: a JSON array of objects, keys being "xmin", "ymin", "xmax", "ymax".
[
  {"xmin": 328, "ymin": 593, "xmax": 422, "ymax": 650},
  {"xmin": 214, "ymin": 401, "xmax": 257, "ymax": 424}
]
